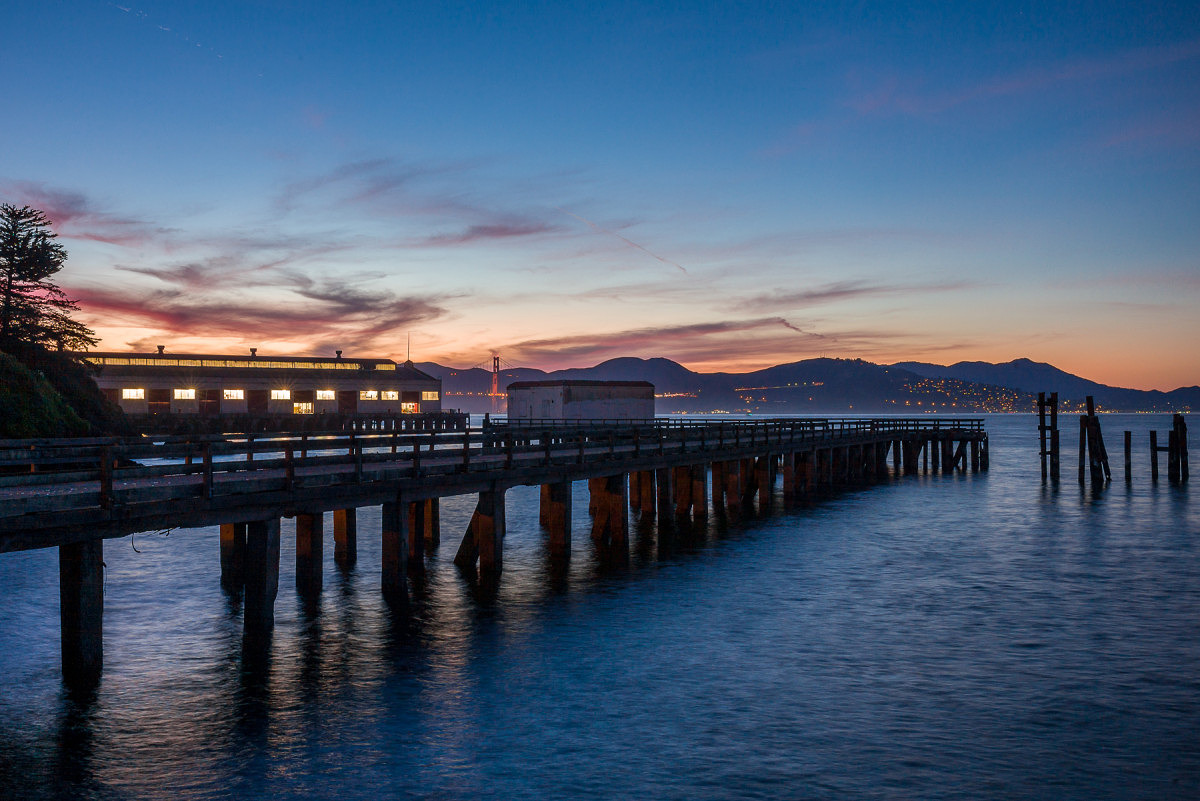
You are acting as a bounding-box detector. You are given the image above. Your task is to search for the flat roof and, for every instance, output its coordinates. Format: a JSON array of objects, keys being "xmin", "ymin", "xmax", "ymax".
[{"xmin": 76, "ymin": 352, "xmax": 438, "ymax": 381}]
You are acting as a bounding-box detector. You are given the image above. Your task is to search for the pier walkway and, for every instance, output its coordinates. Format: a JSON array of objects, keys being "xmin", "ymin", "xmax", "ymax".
[{"xmin": 0, "ymin": 416, "xmax": 986, "ymax": 687}]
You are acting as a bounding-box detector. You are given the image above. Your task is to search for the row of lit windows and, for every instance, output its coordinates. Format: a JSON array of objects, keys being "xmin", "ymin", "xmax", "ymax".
[
  {"xmin": 120, "ymin": 388, "xmax": 439, "ymax": 401},
  {"xmin": 96, "ymin": 357, "xmax": 394, "ymax": 370}
]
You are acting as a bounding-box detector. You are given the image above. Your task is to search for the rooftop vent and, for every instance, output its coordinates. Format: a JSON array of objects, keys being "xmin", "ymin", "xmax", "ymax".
[
  {"xmin": 250, "ymin": 348, "xmax": 257, "ymax": 357},
  {"xmin": 157, "ymin": 345, "xmax": 165, "ymax": 355}
]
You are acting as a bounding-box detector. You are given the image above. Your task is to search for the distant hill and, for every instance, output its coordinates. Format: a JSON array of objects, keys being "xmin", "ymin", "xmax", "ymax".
[
  {"xmin": 893, "ymin": 358, "xmax": 1199, "ymax": 412},
  {"xmin": 420, "ymin": 355, "xmax": 1193, "ymax": 414}
]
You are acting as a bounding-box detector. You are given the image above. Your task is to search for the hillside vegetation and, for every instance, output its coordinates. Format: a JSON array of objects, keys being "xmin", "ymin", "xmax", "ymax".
[{"xmin": 0, "ymin": 351, "xmax": 89, "ymax": 438}]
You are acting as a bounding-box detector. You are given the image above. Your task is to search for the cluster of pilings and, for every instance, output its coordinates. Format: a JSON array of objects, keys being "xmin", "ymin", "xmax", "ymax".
[{"xmin": 1039, "ymin": 393, "xmax": 1188, "ymax": 484}]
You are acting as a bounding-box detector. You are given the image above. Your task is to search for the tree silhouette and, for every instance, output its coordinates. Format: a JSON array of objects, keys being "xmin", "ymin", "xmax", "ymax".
[{"xmin": 0, "ymin": 204, "xmax": 96, "ymax": 351}]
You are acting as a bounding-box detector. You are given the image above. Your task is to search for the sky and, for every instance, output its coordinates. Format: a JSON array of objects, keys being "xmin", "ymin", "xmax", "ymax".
[{"xmin": 3, "ymin": 1, "xmax": 1199, "ymax": 390}]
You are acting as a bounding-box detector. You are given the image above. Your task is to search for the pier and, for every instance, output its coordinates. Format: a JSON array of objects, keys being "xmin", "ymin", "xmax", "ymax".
[{"xmin": 0, "ymin": 417, "xmax": 987, "ymax": 688}]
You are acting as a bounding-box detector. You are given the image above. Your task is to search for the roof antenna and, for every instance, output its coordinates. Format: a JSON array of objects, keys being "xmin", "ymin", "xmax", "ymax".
[{"xmin": 407, "ymin": 332, "xmax": 411, "ymax": 362}]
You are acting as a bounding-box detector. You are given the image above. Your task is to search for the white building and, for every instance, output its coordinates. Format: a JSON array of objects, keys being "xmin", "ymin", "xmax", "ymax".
[{"xmin": 506, "ymin": 380, "xmax": 655, "ymax": 421}]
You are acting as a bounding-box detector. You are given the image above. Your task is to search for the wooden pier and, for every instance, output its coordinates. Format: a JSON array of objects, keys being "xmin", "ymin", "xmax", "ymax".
[{"xmin": 0, "ymin": 416, "xmax": 987, "ymax": 689}]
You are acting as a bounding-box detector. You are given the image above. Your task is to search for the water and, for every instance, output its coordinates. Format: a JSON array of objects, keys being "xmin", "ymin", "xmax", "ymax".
[{"xmin": 1, "ymin": 415, "xmax": 1197, "ymax": 800}]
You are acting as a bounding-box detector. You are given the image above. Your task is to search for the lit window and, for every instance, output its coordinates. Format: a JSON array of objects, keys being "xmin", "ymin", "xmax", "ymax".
[
  {"xmin": 359, "ymin": 390, "xmax": 378, "ymax": 400},
  {"xmin": 381, "ymin": 390, "xmax": 399, "ymax": 401},
  {"xmin": 401, "ymin": 402, "xmax": 418, "ymax": 414},
  {"xmin": 316, "ymin": 390, "xmax": 335, "ymax": 400},
  {"xmin": 173, "ymin": 388, "xmax": 196, "ymax": 400},
  {"xmin": 271, "ymin": 389, "xmax": 291, "ymax": 400},
  {"xmin": 122, "ymin": 388, "xmax": 145, "ymax": 400},
  {"xmin": 293, "ymin": 402, "xmax": 314, "ymax": 415},
  {"xmin": 421, "ymin": 391, "xmax": 439, "ymax": 401},
  {"xmin": 223, "ymin": 389, "xmax": 244, "ymax": 400}
]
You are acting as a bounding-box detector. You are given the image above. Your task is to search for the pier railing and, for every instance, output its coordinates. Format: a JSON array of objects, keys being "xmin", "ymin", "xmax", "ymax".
[{"xmin": 0, "ymin": 417, "xmax": 985, "ymax": 534}]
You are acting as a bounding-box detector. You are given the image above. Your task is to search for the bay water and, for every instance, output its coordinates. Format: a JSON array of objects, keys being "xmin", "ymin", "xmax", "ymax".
[{"xmin": 1, "ymin": 414, "xmax": 1196, "ymax": 799}]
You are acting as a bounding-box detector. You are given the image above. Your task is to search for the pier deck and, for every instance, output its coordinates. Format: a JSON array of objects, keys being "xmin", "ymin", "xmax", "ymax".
[{"xmin": 0, "ymin": 416, "xmax": 987, "ymax": 688}]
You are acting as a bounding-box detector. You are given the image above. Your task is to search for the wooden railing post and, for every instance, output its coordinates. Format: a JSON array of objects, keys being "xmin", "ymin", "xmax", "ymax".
[
  {"xmin": 203, "ymin": 443, "xmax": 213, "ymax": 499},
  {"xmin": 285, "ymin": 447, "xmax": 295, "ymax": 491},
  {"xmin": 462, "ymin": 429, "xmax": 472, "ymax": 471},
  {"xmin": 99, "ymin": 447, "xmax": 114, "ymax": 510}
]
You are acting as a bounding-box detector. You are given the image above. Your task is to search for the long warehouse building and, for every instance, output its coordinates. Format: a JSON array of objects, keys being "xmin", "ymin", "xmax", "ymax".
[{"xmin": 82, "ymin": 348, "xmax": 443, "ymax": 417}]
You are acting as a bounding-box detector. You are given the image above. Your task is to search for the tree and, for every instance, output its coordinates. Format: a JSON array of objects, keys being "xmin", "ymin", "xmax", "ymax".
[{"xmin": 0, "ymin": 204, "xmax": 96, "ymax": 351}]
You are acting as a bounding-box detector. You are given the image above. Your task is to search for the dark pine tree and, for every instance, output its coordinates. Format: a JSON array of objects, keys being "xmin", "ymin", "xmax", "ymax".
[{"xmin": 0, "ymin": 204, "xmax": 97, "ymax": 352}]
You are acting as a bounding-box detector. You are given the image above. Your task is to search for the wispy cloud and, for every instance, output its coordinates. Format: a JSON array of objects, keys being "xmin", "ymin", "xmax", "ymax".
[
  {"xmin": 417, "ymin": 220, "xmax": 560, "ymax": 246},
  {"xmin": 555, "ymin": 207, "xmax": 688, "ymax": 274},
  {"xmin": 851, "ymin": 37, "xmax": 1200, "ymax": 119},
  {"xmin": 0, "ymin": 181, "xmax": 171, "ymax": 246},
  {"xmin": 737, "ymin": 278, "xmax": 979, "ymax": 312},
  {"xmin": 68, "ymin": 277, "xmax": 449, "ymax": 354},
  {"xmin": 766, "ymin": 37, "xmax": 1200, "ymax": 155}
]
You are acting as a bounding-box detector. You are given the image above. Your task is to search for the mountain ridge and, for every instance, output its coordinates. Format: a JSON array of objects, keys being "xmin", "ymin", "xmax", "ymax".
[{"xmin": 417, "ymin": 357, "xmax": 1196, "ymax": 414}]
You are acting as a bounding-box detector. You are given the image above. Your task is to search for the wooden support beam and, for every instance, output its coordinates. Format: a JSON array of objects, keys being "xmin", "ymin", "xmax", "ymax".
[
  {"xmin": 1177, "ymin": 414, "xmax": 1190, "ymax": 482},
  {"xmin": 655, "ymin": 467, "xmax": 674, "ymax": 523},
  {"xmin": 587, "ymin": 477, "xmax": 604, "ymax": 514},
  {"xmin": 724, "ymin": 460, "xmax": 744, "ymax": 509},
  {"xmin": 220, "ymin": 522, "xmax": 246, "ymax": 590},
  {"xmin": 382, "ymin": 500, "xmax": 409, "ymax": 601},
  {"xmin": 244, "ymin": 518, "xmax": 280, "ymax": 631},
  {"xmin": 637, "ymin": 470, "xmax": 656, "ymax": 517},
  {"xmin": 60, "ymin": 539, "xmax": 103, "ymax": 689},
  {"xmin": 407, "ymin": 500, "xmax": 426, "ymax": 571},
  {"xmin": 672, "ymin": 465, "xmax": 692, "ymax": 518},
  {"xmin": 1150, "ymin": 430, "xmax": 1159, "ymax": 481},
  {"xmin": 782, "ymin": 451, "xmax": 796, "ymax": 502},
  {"xmin": 333, "ymin": 508, "xmax": 356, "ymax": 565},
  {"xmin": 629, "ymin": 470, "xmax": 642, "ymax": 513},
  {"xmin": 1124, "ymin": 431, "xmax": 1132, "ymax": 483},
  {"xmin": 458, "ymin": 488, "xmax": 506, "ymax": 573},
  {"xmin": 710, "ymin": 461, "xmax": 727, "ymax": 509},
  {"xmin": 1084, "ymin": 419, "xmax": 1094, "ymax": 482},
  {"xmin": 590, "ymin": 473, "xmax": 628, "ymax": 551},
  {"xmin": 690, "ymin": 463, "xmax": 708, "ymax": 519},
  {"xmin": 421, "ymin": 498, "xmax": 440, "ymax": 546},
  {"xmin": 755, "ymin": 455, "xmax": 771, "ymax": 506},
  {"xmin": 295, "ymin": 512, "xmax": 323, "ymax": 594},
  {"xmin": 541, "ymin": 481, "xmax": 572, "ymax": 558}
]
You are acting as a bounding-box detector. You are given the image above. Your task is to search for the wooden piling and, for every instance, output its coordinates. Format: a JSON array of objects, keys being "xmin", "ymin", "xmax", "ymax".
[
  {"xmin": 1174, "ymin": 414, "xmax": 1189, "ymax": 482},
  {"xmin": 756, "ymin": 455, "xmax": 771, "ymax": 506},
  {"xmin": 220, "ymin": 522, "xmax": 246, "ymax": 589},
  {"xmin": 333, "ymin": 508, "xmax": 356, "ymax": 565},
  {"xmin": 637, "ymin": 470, "xmax": 656, "ymax": 517},
  {"xmin": 1150, "ymin": 430, "xmax": 1160, "ymax": 481},
  {"xmin": 589, "ymin": 474, "xmax": 629, "ymax": 554},
  {"xmin": 59, "ymin": 539, "xmax": 103, "ymax": 688},
  {"xmin": 295, "ymin": 512, "xmax": 323, "ymax": 592},
  {"xmin": 243, "ymin": 518, "xmax": 281, "ymax": 631},
  {"xmin": 1124, "ymin": 431, "xmax": 1132, "ymax": 482},
  {"xmin": 382, "ymin": 500, "xmax": 409, "ymax": 600},
  {"xmin": 406, "ymin": 501, "xmax": 426, "ymax": 571},
  {"xmin": 541, "ymin": 481, "xmax": 572, "ymax": 557},
  {"xmin": 673, "ymin": 465, "xmax": 692, "ymax": 518},
  {"xmin": 655, "ymin": 467, "xmax": 674, "ymax": 523}
]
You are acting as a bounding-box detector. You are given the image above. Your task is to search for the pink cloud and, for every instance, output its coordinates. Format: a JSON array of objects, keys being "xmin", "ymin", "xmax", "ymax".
[{"xmin": 0, "ymin": 181, "xmax": 169, "ymax": 246}]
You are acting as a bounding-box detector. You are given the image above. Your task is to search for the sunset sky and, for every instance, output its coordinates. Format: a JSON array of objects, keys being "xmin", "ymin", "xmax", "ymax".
[{"xmin": 3, "ymin": 1, "xmax": 1198, "ymax": 389}]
